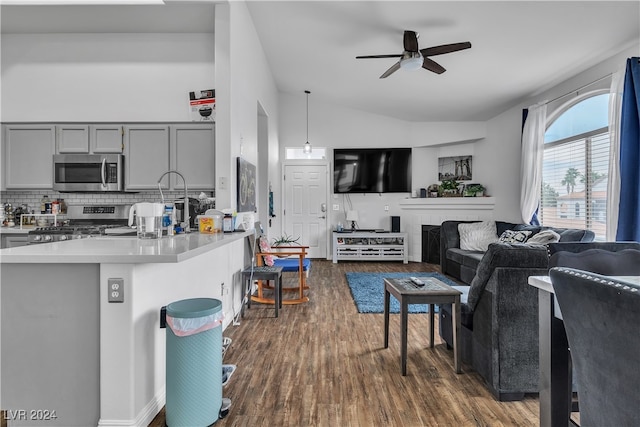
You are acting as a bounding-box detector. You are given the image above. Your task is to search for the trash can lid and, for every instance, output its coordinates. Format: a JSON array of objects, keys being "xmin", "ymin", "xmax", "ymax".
[{"xmin": 166, "ymin": 298, "xmax": 222, "ymax": 319}]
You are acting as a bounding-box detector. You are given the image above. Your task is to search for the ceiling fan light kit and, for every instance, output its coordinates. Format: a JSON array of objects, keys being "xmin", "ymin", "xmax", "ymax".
[
  {"xmin": 399, "ymin": 52, "xmax": 423, "ymax": 71},
  {"xmin": 356, "ymin": 30, "xmax": 471, "ymax": 79}
]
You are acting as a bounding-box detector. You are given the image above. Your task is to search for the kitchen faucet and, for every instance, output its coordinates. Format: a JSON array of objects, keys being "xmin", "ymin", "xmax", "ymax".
[{"xmin": 157, "ymin": 170, "xmax": 190, "ymax": 233}]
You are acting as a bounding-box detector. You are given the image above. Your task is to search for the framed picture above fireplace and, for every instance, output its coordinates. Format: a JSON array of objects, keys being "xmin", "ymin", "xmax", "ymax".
[{"xmin": 438, "ymin": 155, "xmax": 472, "ymax": 181}]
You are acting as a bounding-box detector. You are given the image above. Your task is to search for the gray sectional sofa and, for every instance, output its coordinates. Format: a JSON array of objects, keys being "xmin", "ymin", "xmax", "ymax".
[{"xmin": 437, "ymin": 220, "xmax": 595, "ymax": 401}]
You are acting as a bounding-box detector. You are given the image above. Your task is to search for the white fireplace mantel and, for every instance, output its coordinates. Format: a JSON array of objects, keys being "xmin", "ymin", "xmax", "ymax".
[{"xmin": 399, "ymin": 197, "xmax": 496, "ymax": 262}]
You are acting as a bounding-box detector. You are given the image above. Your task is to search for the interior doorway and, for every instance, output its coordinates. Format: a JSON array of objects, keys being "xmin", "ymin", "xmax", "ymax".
[{"xmin": 282, "ymin": 161, "xmax": 329, "ymax": 259}]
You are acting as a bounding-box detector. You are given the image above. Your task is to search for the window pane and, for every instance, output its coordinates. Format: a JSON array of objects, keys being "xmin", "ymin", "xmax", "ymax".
[
  {"xmin": 286, "ymin": 147, "xmax": 327, "ymax": 159},
  {"xmin": 541, "ymin": 139, "xmax": 587, "ymax": 229},
  {"xmin": 544, "ymin": 94, "xmax": 609, "ymax": 143},
  {"xmin": 540, "ymin": 132, "xmax": 609, "ymax": 241}
]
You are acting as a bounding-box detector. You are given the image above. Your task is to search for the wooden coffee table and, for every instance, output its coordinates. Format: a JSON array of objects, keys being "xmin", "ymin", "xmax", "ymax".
[{"xmin": 383, "ymin": 277, "xmax": 462, "ymax": 376}]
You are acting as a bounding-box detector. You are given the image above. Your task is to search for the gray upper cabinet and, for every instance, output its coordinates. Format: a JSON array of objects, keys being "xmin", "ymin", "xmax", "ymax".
[
  {"xmin": 91, "ymin": 124, "xmax": 123, "ymax": 153},
  {"xmin": 57, "ymin": 125, "xmax": 90, "ymax": 153},
  {"xmin": 171, "ymin": 124, "xmax": 215, "ymax": 190},
  {"xmin": 56, "ymin": 124, "xmax": 123, "ymax": 154},
  {"xmin": 124, "ymin": 125, "xmax": 171, "ymax": 191},
  {"xmin": 3, "ymin": 125, "xmax": 55, "ymax": 189}
]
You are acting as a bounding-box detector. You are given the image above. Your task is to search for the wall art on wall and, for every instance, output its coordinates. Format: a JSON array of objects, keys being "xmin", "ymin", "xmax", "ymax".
[
  {"xmin": 438, "ymin": 155, "xmax": 472, "ymax": 181},
  {"xmin": 237, "ymin": 157, "xmax": 257, "ymax": 213}
]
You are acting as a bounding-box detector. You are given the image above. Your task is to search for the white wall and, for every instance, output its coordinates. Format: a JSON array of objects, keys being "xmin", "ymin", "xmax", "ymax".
[
  {"xmin": 278, "ymin": 92, "xmax": 487, "ymax": 232},
  {"xmin": 482, "ymin": 42, "xmax": 639, "ymax": 223},
  {"xmin": 214, "ymin": 2, "xmax": 280, "ymax": 239},
  {"xmin": 1, "ymin": 33, "xmax": 214, "ymax": 122}
]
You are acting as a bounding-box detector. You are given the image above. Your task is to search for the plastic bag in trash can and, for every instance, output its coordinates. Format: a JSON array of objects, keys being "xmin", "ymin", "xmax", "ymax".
[{"xmin": 166, "ymin": 311, "xmax": 224, "ymax": 337}]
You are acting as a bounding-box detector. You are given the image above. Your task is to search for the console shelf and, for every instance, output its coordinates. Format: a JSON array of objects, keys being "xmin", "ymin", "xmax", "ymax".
[{"xmin": 332, "ymin": 231, "xmax": 408, "ymax": 264}]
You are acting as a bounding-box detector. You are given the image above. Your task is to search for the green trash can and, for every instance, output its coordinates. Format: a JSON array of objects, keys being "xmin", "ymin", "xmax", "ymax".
[{"xmin": 166, "ymin": 298, "xmax": 223, "ymax": 426}]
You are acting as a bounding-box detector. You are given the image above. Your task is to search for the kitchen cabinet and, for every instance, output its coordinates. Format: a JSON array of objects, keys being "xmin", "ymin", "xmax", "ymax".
[
  {"xmin": 171, "ymin": 123, "xmax": 215, "ymax": 190},
  {"xmin": 57, "ymin": 124, "xmax": 90, "ymax": 153},
  {"xmin": 57, "ymin": 124, "xmax": 122, "ymax": 154},
  {"xmin": 124, "ymin": 124, "xmax": 171, "ymax": 190},
  {"xmin": 91, "ymin": 124, "xmax": 123, "ymax": 153},
  {"xmin": 3, "ymin": 124, "xmax": 55, "ymax": 189}
]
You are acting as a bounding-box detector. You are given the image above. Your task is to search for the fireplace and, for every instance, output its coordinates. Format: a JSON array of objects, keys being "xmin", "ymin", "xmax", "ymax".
[
  {"xmin": 422, "ymin": 225, "xmax": 441, "ymax": 264},
  {"xmin": 399, "ymin": 197, "xmax": 496, "ymax": 262}
]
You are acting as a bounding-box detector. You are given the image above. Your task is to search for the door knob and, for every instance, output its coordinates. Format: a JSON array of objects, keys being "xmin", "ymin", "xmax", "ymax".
[{"xmin": 320, "ymin": 203, "xmax": 327, "ymax": 213}]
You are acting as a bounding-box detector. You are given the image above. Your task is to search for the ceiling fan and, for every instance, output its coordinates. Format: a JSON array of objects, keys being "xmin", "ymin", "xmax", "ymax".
[{"xmin": 356, "ymin": 30, "xmax": 471, "ymax": 78}]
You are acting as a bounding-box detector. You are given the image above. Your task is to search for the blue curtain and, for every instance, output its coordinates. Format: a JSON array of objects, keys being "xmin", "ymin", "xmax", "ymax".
[{"xmin": 616, "ymin": 57, "xmax": 640, "ymax": 241}]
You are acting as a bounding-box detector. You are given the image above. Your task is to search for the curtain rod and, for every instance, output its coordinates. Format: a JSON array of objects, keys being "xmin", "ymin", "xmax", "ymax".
[{"xmin": 545, "ymin": 73, "xmax": 612, "ymax": 105}]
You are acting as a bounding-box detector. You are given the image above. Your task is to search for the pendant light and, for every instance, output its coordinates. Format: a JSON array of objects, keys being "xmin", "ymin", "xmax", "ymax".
[{"xmin": 303, "ymin": 90, "xmax": 312, "ymax": 154}]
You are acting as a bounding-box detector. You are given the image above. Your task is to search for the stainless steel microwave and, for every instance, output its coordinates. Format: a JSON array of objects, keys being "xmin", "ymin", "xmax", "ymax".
[{"xmin": 53, "ymin": 154, "xmax": 124, "ymax": 192}]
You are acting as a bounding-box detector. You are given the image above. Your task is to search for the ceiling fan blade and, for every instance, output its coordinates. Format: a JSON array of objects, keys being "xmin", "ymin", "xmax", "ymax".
[
  {"xmin": 422, "ymin": 57, "xmax": 446, "ymax": 74},
  {"xmin": 356, "ymin": 54, "xmax": 403, "ymax": 59},
  {"xmin": 380, "ymin": 61, "xmax": 401, "ymax": 79},
  {"xmin": 403, "ymin": 30, "xmax": 419, "ymax": 52},
  {"xmin": 420, "ymin": 41, "xmax": 471, "ymax": 57}
]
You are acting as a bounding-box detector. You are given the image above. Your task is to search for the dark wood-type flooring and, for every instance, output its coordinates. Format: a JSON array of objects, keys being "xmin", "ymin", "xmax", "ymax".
[{"xmin": 150, "ymin": 259, "xmax": 539, "ymax": 426}]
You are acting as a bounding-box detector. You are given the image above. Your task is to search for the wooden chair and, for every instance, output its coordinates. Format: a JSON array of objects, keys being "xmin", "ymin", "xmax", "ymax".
[{"xmin": 252, "ymin": 235, "xmax": 311, "ymax": 305}]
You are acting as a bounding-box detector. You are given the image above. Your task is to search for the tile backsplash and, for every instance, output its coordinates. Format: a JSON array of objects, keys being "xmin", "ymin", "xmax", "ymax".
[{"xmin": 1, "ymin": 190, "xmax": 214, "ymax": 213}]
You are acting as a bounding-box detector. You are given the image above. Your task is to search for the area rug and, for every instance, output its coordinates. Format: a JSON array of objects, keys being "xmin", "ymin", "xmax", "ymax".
[{"xmin": 345, "ymin": 272, "xmax": 459, "ymax": 314}]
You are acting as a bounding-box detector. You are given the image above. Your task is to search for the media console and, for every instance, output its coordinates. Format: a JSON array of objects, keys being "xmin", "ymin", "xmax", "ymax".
[{"xmin": 332, "ymin": 231, "xmax": 408, "ymax": 264}]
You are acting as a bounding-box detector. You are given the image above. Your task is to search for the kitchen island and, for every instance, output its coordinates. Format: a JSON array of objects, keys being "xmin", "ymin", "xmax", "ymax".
[{"xmin": 0, "ymin": 230, "xmax": 253, "ymax": 427}]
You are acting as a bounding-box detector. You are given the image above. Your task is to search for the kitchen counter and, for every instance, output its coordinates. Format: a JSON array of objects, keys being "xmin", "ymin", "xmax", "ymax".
[
  {"xmin": 1, "ymin": 229, "xmax": 253, "ymax": 427},
  {"xmin": 0, "ymin": 230, "xmax": 253, "ymax": 263}
]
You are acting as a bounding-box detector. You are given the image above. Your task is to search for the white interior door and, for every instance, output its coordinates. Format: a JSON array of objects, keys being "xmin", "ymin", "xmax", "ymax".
[{"xmin": 283, "ymin": 163, "xmax": 328, "ymax": 258}]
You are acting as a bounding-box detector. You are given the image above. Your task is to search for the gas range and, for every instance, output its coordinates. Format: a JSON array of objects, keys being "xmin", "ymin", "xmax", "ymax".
[{"xmin": 27, "ymin": 204, "xmax": 131, "ymax": 245}]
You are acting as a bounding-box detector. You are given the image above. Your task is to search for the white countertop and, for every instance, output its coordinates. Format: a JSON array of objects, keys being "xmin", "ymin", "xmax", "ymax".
[{"xmin": 0, "ymin": 230, "xmax": 254, "ymax": 264}]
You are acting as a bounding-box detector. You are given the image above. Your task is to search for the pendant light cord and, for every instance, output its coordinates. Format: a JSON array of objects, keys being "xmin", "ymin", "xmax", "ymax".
[{"xmin": 305, "ymin": 90, "xmax": 310, "ymax": 143}]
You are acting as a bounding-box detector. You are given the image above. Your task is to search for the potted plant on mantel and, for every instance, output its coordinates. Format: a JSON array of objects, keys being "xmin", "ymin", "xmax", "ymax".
[
  {"xmin": 439, "ymin": 179, "xmax": 461, "ymax": 197},
  {"xmin": 463, "ymin": 183, "xmax": 485, "ymax": 197}
]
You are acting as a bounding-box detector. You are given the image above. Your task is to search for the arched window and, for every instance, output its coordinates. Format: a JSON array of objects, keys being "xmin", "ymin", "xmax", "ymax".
[{"xmin": 540, "ymin": 92, "xmax": 609, "ymax": 240}]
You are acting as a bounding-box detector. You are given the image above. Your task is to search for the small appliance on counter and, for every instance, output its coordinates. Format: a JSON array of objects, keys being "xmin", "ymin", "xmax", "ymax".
[{"xmin": 128, "ymin": 203, "xmax": 164, "ymax": 239}]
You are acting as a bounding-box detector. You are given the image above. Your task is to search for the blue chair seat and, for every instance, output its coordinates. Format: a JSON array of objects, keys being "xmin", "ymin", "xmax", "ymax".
[{"xmin": 273, "ymin": 257, "xmax": 311, "ymax": 272}]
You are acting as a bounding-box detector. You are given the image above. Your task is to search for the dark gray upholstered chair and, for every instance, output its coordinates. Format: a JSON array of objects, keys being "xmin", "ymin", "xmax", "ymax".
[{"xmin": 549, "ymin": 268, "xmax": 640, "ymax": 427}]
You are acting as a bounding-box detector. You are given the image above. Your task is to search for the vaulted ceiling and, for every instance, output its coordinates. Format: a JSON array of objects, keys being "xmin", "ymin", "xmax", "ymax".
[
  {"xmin": 246, "ymin": 1, "xmax": 639, "ymax": 121},
  {"xmin": 1, "ymin": 1, "xmax": 638, "ymax": 123}
]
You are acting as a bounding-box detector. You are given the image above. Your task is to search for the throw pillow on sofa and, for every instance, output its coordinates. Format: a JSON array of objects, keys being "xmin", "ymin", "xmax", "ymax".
[
  {"xmin": 527, "ymin": 229, "xmax": 561, "ymax": 244},
  {"xmin": 498, "ymin": 230, "xmax": 532, "ymax": 243},
  {"xmin": 458, "ymin": 221, "xmax": 499, "ymax": 251}
]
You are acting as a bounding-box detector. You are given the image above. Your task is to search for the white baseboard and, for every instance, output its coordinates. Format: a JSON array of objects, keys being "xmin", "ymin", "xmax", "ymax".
[{"xmin": 97, "ymin": 387, "xmax": 165, "ymax": 427}]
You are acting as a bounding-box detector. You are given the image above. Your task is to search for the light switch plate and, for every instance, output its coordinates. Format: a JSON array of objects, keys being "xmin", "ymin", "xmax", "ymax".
[
  {"xmin": 108, "ymin": 278, "xmax": 124, "ymax": 303},
  {"xmin": 333, "ymin": 204, "xmax": 339, "ymax": 211}
]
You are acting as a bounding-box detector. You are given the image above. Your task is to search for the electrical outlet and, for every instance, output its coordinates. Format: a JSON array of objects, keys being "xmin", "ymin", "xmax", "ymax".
[
  {"xmin": 384, "ymin": 205, "xmax": 389, "ymax": 211},
  {"xmin": 108, "ymin": 278, "xmax": 124, "ymax": 303},
  {"xmin": 333, "ymin": 204, "xmax": 339, "ymax": 211},
  {"xmin": 219, "ymin": 177, "xmax": 227, "ymax": 190}
]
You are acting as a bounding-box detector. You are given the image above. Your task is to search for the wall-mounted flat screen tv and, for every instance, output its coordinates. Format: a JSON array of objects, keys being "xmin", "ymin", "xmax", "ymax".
[{"xmin": 333, "ymin": 148, "xmax": 412, "ymax": 193}]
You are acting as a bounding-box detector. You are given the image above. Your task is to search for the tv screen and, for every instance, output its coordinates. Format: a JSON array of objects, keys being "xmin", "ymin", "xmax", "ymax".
[{"xmin": 333, "ymin": 148, "xmax": 412, "ymax": 193}]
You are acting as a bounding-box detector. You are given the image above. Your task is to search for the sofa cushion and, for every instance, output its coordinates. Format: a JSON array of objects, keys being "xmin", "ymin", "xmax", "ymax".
[
  {"xmin": 527, "ymin": 230, "xmax": 560, "ymax": 244},
  {"xmin": 466, "ymin": 242, "xmax": 549, "ymax": 311},
  {"xmin": 446, "ymin": 248, "xmax": 484, "ymax": 265},
  {"xmin": 459, "ymin": 221, "xmax": 499, "ymax": 251}
]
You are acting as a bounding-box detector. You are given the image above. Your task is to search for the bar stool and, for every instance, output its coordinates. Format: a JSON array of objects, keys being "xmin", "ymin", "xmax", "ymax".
[{"xmin": 241, "ymin": 265, "xmax": 283, "ymax": 318}]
